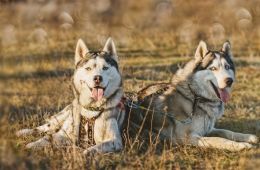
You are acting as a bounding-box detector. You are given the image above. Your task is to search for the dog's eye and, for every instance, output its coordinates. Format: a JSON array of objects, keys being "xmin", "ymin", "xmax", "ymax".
[
  {"xmin": 225, "ymin": 64, "xmax": 230, "ymax": 70},
  {"xmin": 85, "ymin": 67, "xmax": 92, "ymax": 71},
  {"xmin": 103, "ymin": 66, "xmax": 109, "ymax": 70},
  {"xmin": 210, "ymin": 67, "xmax": 217, "ymax": 71}
]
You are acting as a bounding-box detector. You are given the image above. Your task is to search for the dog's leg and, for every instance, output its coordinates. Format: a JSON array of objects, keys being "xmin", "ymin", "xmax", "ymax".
[
  {"xmin": 26, "ymin": 134, "xmax": 70, "ymax": 149},
  {"xmin": 190, "ymin": 134, "xmax": 254, "ymax": 151},
  {"xmin": 17, "ymin": 105, "xmax": 72, "ymax": 137},
  {"xmin": 26, "ymin": 135, "xmax": 51, "ymax": 149},
  {"xmin": 26, "ymin": 114, "xmax": 74, "ymax": 149},
  {"xmin": 83, "ymin": 118, "xmax": 123, "ymax": 154},
  {"xmin": 209, "ymin": 128, "xmax": 258, "ymax": 144},
  {"xmin": 52, "ymin": 112, "xmax": 74, "ymax": 146}
]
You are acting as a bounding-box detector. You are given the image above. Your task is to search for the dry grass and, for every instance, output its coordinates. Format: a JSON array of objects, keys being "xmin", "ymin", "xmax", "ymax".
[{"xmin": 1, "ymin": 0, "xmax": 260, "ymax": 169}]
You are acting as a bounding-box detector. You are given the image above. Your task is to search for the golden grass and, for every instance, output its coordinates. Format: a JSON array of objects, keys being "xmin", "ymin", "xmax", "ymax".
[{"xmin": 1, "ymin": 0, "xmax": 260, "ymax": 169}]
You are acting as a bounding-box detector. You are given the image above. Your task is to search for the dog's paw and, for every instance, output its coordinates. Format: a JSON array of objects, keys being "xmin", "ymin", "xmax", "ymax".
[
  {"xmin": 246, "ymin": 134, "xmax": 258, "ymax": 144},
  {"xmin": 16, "ymin": 129, "xmax": 34, "ymax": 137},
  {"xmin": 237, "ymin": 142, "xmax": 254, "ymax": 151},
  {"xmin": 26, "ymin": 138, "xmax": 50, "ymax": 149}
]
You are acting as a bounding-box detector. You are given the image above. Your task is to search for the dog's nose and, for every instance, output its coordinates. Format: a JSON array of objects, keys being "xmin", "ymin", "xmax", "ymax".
[
  {"xmin": 94, "ymin": 75, "xmax": 103, "ymax": 84},
  {"xmin": 225, "ymin": 78, "xmax": 233, "ymax": 87}
]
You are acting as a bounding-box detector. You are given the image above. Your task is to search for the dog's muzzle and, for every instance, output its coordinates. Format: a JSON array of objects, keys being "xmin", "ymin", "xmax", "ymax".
[
  {"xmin": 225, "ymin": 77, "xmax": 233, "ymax": 87},
  {"xmin": 210, "ymin": 81, "xmax": 230, "ymax": 103}
]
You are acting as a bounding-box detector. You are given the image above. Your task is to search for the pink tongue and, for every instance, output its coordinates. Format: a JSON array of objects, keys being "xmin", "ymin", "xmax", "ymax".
[
  {"xmin": 218, "ymin": 88, "xmax": 230, "ymax": 103},
  {"xmin": 91, "ymin": 88, "xmax": 104, "ymax": 101}
]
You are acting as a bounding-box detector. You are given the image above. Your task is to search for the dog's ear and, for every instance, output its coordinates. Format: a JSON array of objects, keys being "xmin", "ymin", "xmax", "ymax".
[
  {"xmin": 222, "ymin": 41, "xmax": 233, "ymax": 58},
  {"xmin": 75, "ymin": 39, "xmax": 89, "ymax": 65},
  {"xmin": 103, "ymin": 37, "xmax": 118, "ymax": 62},
  {"xmin": 195, "ymin": 41, "xmax": 208, "ymax": 60}
]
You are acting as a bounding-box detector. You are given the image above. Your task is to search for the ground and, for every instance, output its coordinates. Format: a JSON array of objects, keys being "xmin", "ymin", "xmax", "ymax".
[{"xmin": 1, "ymin": 0, "xmax": 260, "ymax": 169}]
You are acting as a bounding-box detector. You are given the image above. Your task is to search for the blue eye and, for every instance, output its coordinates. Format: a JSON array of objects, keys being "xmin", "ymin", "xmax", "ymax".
[
  {"xmin": 103, "ymin": 66, "xmax": 109, "ymax": 70},
  {"xmin": 225, "ymin": 65, "xmax": 230, "ymax": 70}
]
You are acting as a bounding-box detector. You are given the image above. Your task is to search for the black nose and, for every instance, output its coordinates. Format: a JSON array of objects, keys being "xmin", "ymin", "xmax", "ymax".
[
  {"xmin": 94, "ymin": 75, "xmax": 103, "ymax": 84},
  {"xmin": 225, "ymin": 78, "xmax": 233, "ymax": 87}
]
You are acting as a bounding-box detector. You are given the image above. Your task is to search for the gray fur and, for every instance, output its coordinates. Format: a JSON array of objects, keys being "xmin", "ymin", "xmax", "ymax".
[{"xmin": 130, "ymin": 41, "xmax": 258, "ymax": 151}]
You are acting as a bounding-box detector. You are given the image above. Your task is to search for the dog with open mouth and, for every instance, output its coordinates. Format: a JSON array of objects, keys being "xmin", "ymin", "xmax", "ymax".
[
  {"xmin": 129, "ymin": 41, "xmax": 258, "ymax": 151},
  {"xmin": 17, "ymin": 38, "xmax": 126, "ymax": 154}
]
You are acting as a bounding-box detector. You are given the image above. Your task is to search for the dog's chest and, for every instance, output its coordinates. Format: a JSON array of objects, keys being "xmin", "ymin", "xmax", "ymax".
[
  {"xmin": 190, "ymin": 114, "xmax": 216, "ymax": 136},
  {"xmin": 189, "ymin": 102, "xmax": 223, "ymax": 135},
  {"xmin": 78, "ymin": 109, "xmax": 103, "ymax": 148},
  {"xmin": 79, "ymin": 115, "xmax": 95, "ymax": 148},
  {"xmin": 81, "ymin": 108, "xmax": 101, "ymax": 119}
]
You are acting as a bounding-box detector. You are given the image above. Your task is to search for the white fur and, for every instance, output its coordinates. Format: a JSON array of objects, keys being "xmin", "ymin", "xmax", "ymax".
[
  {"xmin": 103, "ymin": 37, "xmax": 118, "ymax": 62},
  {"xmin": 75, "ymin": 39, "xmax": 89, "ymax": 65},
  {"xmin": 207, "ymin": 53, "xmax": 235, "ymax": 89},
  {"xmin": 17, "ymin": 38, "xmax": 125, "ymax": 154},
  {"xmin": 73, "ymin": 57, "xmax": 121, "ymax": 107},
  {"xmin": 195, "ymin": 40, "xmax": 208, "ymax": 60}
]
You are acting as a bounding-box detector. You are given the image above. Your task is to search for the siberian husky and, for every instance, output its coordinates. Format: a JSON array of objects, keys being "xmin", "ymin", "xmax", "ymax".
[
  {"xmin": 17, "ymin": 38, "xmax": 125, "ymax": 154},
  {"xmin": 129, "ymin": 41, "xmax": 258, "ymax": 151}
]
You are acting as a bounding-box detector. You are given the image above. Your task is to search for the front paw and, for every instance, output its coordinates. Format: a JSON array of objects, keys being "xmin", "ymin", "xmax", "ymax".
[
  {"xmin": 246, "ymin": 134, "xmax": 258, "ymax": 144},
  {"xmin": 237, "ymin": 142, "xmax": 254, "ymax": 151},
  {"xmin": 26, "ymin": 138, "xmax": 50, "ymax": 149},
  {"xmin": 16, "ymin": 129, "xmax": 35, "ymax": 137}
]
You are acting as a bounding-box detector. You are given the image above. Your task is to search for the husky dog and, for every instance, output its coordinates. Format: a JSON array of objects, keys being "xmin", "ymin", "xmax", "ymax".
[
  {"xmin": 130, "ymin": 41, "xmax": 258, "ymax": 151},
  {"xmin": 17, "ymin": 38, "xmax": 125, "ymax": 154}
]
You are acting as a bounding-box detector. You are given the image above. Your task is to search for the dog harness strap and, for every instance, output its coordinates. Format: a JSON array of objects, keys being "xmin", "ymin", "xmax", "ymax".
[
  {"xmin": 79, "ymin": 116, "xmax": 97, "ymax": 148},
  {"xmin": 79, "ymin": 116, "xmax": 87, "ymax": 148},
  {"xmin": 117, "ymin": 99, "xmax": 126, "ymax": 110},
  {"xmin": 125, "ymin": 84, "xmax": 171, "ymax": 109},
  {"xmin": 125, "ymin": 85, "xmax": 192, "ymax": 124},
  {"xmin": 79, "ymin": 108, "xmax": 105, "ymax": 148},
  {"xmin": 87, "ymin": 119, "xmax": 95, "ymax": 146},
  {"xmin": 137, "ymin": 83, "xmax": 171, "ymax": 101}
]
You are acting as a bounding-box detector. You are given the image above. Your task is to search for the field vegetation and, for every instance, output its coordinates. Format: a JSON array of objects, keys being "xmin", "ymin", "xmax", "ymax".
[{"xmin": 1, "ymin": 0, "xmax": 260, "ymax": 169}]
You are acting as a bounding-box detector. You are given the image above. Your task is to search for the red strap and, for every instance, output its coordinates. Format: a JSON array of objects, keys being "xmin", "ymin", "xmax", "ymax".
[{"xmin": 117, "ymin": 98, "xmax": 125, "ymax": 110}]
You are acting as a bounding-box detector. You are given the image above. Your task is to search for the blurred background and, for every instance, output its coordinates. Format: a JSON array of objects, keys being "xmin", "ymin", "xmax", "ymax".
[
  {"xmin": 1, "ymin": 1, "xmax": 260, "ymax": 169},
  {"xmin": 1, "ymin": 0, "xmax": 259, "ymax": 55}
]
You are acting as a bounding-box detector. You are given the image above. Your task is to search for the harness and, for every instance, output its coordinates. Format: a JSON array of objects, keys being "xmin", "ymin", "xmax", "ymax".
[
  {"xmin": 72, "ymin": 57, "xmax": 125, "ymax": 147},
  {"xmin": 78, "ymin": 107, "xmax": 104, "ymax": 148},
  {"xmin": 77, "ymin": 100, "xmax": 126, "ymax": 148},
  {"xmin": 125, "ymin": 83, "xmax": 216, "ymax": 124},
  {"xmin": 73, "ymin": 51, "xmax": 219, "ymax": 146}
]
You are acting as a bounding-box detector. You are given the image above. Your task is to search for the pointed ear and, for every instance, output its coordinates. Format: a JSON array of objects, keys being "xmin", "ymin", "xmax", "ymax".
[
  {"xmin": 103, "ymin": 37, "xmax": 118, "ymax": 62},
  {"xmin": 195, "ymin": 41, "xmax": 208, "ymax": 60},
  {"xmin": 222, "ymin": 41, "xmax": 232, "ymax": 57},
  {"xmin": 75, "ymin": 39, "xmax": 89, "ymax": 65}
]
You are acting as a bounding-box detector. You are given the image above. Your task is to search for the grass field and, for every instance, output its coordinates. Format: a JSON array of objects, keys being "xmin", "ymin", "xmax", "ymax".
[{"xmin": 1, "ymin": 0, "xmax": 260, "ymax": 169}]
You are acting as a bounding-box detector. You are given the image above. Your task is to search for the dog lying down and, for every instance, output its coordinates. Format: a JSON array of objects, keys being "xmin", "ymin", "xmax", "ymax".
[
  {"xmin": 17, "ymin": 40, "xmax": 258, "ymax": 153},
  {"xmin": 128, "ymin": 41, "xmax": 258, "ymax": 151},
  {"xmin": 17, "ymin": 38, "xmax": 126, "ymax": 154}
]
